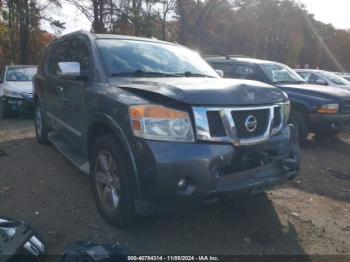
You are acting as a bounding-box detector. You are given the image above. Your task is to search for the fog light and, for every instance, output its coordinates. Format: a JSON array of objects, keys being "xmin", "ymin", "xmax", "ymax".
[{"xmin": 178, "ymin": 178, "xmax": 187, "ymax": 190}]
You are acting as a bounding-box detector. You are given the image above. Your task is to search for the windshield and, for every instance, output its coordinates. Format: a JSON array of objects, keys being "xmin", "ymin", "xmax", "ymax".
[
  {"xmin": 259, "ymin": 63, "xmax": 305, "ymax": 84},
  {"xmin": 6, "ymin": 67, "xmax": 37, "ymax": 82},
  {"xmin": 96, "ymin": 39, "xmax": 218, "ymax": 78},
  {"xmin": 319, "ymin": 71, "xmax": 350, "ymax": 86}
]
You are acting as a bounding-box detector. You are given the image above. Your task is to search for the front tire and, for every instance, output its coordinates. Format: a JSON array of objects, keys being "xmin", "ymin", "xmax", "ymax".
[
  {"xmin": 90, "ymin": 134, "xmax": 135, "ymax": 227},
  {"xmin": 288, "ymin": 110, "xmax": 309, "ymax": 144},
  {"xmin": 35, "ymin": 102, "xmax": 50, "ymax": 144}
]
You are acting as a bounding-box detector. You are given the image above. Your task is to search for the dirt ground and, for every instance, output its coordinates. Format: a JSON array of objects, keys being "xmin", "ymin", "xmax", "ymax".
[{"xmin": 1, "ymin": 115, "xmax": 350, "ymax": 259}]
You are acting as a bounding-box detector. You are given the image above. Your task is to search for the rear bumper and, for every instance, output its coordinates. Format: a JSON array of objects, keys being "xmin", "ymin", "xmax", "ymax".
[
  {"xmin": 133, "ymin": 125, "xmax": 301, "ymax": 213},
  {"xmin": 309, "ymin": 113, "xmax": 350, "ymax": 134},
  {"xmin": 1, "ymin": 95, "xmax": 34, "ymax": 112}
]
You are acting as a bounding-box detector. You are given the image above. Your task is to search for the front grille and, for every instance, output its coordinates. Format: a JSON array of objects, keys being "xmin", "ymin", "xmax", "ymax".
[
  {"xmin": 341, "ymin": 100, "xmax": 350, "ymax": 114},
  {"xmin": 193, "ymin": 105, "xmax": 281, "ymax": 146},
  {"xmin": 207, "ymin": 111, "xmax": 226, "ymax": 137},
  {"xmin": 231, "ymin": 109, "xmax": 270, "ymax": 139}
]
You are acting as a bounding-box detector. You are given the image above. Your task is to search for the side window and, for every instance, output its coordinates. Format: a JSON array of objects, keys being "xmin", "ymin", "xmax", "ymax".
[
  {"xmin": 233, "ymin": 64, "xmax": 259, "ymax": 81},
  {"xmin": 68, "ymin": 38, "xmax": 91, "ymax": 73},
  {"xmin": 212, "ymin": 63, "xmax": 259, "ymax": 81},
  {"xmin": 212, "ymin": 63, "xmax": 234, "ymax": 78},
  {"xmin": 0, "ymin": 69, "xmax": 4, "ymax": 82},
  {"xmin": 48, "ymin": 40, "xmax": 71, "ymax": 76}
]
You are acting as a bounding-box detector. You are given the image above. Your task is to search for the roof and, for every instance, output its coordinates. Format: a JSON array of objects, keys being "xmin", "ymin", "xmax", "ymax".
[{"xmin": 56, "ymin": 30, "xmax": 176, "ymax": 46}]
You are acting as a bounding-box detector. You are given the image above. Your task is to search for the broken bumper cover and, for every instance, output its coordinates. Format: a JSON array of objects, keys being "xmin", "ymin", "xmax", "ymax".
[
  {"xmin": 1, "ymin": 95, "xmax": 34, "ymax": 112},
  {"xmin": 133, "ymin": 125, "xmax": 300, "ymax": 213},
  {"xmin": 310, "ymin": 113, "xmax": 350, "ymax": 134}
]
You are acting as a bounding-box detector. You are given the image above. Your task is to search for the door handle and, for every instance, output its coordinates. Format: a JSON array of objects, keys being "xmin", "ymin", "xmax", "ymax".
[{"xmin": 57, "ymin": 86, "xmax": 63, "ymax": 93}]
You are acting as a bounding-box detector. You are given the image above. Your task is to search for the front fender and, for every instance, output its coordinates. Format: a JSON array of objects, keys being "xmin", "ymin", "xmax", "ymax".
[{"xmin": 86, "ymin": 113, "xmax": 142, "ymax": 199}]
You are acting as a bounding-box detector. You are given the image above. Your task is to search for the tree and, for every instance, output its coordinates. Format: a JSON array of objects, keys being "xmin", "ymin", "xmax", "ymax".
[{"xmin": 0, "ymin": 0, "xmax": 60, "ymax": 66}]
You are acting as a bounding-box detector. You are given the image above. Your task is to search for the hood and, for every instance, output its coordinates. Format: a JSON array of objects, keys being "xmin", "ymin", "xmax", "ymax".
[
  {"xmin": 276, "ymin": 83, "xmax": 350, "ymax": 99},
  {"xmin": 3, "ymin": 81, "xmax": 33, "ymax": 94},
  {"xmin": 110, "ymin": 77, "xmax": 287, "ymax": 106}
]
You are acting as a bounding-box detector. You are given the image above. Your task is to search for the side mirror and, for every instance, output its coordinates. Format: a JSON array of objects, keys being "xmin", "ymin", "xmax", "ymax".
[
  {"xmin": 215, "ymin": 69, "xmax": 224, "ymax": 78},
  {"xmin": 57, "ymin": 62, "xmax": 88, "ymax": 81}
]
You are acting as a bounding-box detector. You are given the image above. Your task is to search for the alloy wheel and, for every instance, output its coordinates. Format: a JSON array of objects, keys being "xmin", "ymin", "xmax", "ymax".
[
  {"xmin": 95, "ymin": 151, "xmax": 121, "ymax": 212},
  {"xmin": 35, "ymin": 106, "xmax": 43, "ymax": 137}
]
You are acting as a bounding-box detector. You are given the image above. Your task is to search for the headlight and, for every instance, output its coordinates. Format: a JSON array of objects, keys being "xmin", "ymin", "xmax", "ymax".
[
  {"xmin": 282, "ymin": 101, "xmax": 291, "ymax": 123},
  {"xmin": 317, "ymin": 104, "xmax": 339, "ymax": 114},
  {"xmin": 3, "ymin": 88, "xmax": 23, "ymax": 99},
  {"xmin": 129, "ymin": 105, "xmax": 195, "ymax": 142}
]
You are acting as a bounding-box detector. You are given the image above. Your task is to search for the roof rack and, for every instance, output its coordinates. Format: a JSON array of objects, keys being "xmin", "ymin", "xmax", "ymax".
[
  {"xmin": 225, "ymin": 55, "xmax": 252, "ymax": 59},
  {"xmin": 203, "ymin": 54, "xmax": 252, "ymax": 60},
  {"xmin": 203, "ymin": 55, "xmax": 226, "ymax": 58}
]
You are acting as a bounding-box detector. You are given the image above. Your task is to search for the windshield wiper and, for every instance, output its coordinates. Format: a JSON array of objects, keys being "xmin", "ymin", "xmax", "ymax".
[
  {"xmin": 111, "ymin": 70, "xmax": 183, "ymax": 78},
  {"xmin": 179, "ymin": 71, "xmax": 216, "ymax": 78}
]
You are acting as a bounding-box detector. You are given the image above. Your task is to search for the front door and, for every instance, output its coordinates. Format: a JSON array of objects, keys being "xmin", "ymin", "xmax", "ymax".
[
  {"xmin": 56, "ymin": 37, "xmax": 93, "ymax": 150},
  {"xmin": 46, "ymin": 39, "xmax": 72, "ymax": 132}
]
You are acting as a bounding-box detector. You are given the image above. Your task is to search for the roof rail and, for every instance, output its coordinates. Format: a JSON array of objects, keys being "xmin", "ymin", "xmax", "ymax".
[
  {"xmin": 203, "ymin": 54, "xmax": 252, "ymax": 60},
  {"xmin": 226, "ymin": 55, "xmax": 252, "ymax": 59},
  {"xmin": 203, "ymin": 55, "xmax": 226, "ymax": 59}
]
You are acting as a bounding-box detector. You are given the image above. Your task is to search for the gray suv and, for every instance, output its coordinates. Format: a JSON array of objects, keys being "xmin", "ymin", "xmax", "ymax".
[{"xmin": 33, "ymin": 31, "xmax": 300, "ymax": 227}]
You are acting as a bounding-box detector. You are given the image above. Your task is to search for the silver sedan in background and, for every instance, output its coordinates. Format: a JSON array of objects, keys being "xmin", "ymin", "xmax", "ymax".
[{"xmin": 295, "ymin": 69, "xmax": 350, "ymax": 90}]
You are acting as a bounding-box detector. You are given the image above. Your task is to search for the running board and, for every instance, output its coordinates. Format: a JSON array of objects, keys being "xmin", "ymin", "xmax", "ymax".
[{"xmin": 48, "ymin": 131, "xmax": 90, "ymax": 175}]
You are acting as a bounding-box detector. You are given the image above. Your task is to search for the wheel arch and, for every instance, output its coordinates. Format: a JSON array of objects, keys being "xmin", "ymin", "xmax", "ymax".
[
  {"xmin": 86, "ymin": 114, "xmax": 142, "ymax": 199},
  {"xmin": 291, "ymin": 101, "xmax": 310, "ymax": 122}
]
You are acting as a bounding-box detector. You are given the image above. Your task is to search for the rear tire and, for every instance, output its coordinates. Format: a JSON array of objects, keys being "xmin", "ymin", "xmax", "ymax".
[
  {"xmin": 288, "ymin": 110, "xmax": 309, "ymax": 144},
  {"xmin": 35, "ymin": 102, "xmax": 50, "ymax": 145},
  {"xmin": 90, "ymin": 134, "xmax": 136, "ymax": 227},
  {"xmin": 1, "ymin": 100, "xmax": 16, "ymax": 118}
]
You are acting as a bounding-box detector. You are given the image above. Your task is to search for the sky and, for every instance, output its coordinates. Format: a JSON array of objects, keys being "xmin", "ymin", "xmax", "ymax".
[
  {"xmin": 299, "ymin": 0, "xmax": 350, "ymax": 29},
  {"xmin": 42, "ymin": 0, "xmax": 350, "ymax": 35}
]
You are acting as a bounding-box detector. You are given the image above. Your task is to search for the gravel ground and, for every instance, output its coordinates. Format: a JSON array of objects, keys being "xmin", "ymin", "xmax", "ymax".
[{"xmin": 1, "ymin": 116, "xmax": 350, "ymax": 258}]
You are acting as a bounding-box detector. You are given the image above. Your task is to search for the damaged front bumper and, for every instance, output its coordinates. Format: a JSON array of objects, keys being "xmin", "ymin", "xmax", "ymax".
[
  {"xmin": 1, "ymin": 95, "xmax": 34, "ymax": 113},
  {"xmin": 133, "ymin": 125, "xmax": 300, "ymax": 213}
]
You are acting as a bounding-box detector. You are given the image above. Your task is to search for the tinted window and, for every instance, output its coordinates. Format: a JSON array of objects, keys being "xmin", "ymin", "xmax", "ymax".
[
  {"xmin": 298, "ymin": 72, "xmax": 327, "ymax": 85},
  {"xmin": 96, "ymin": 39, "xmax": 218, "ymax": 78},
  {"xmin": 260, "ymin": 63, "xmax": 305, "ymax": 84},
  {"xmin": 49, "ymin": 40, "xmax": 71, "ymax": 76},
  {"xmin": 309, "ymin": 73, "xmax": 325, "ymax": 83},
  {"xmin": 68, "ymin": 38, "xmax": 91, "ymax": 73},
  {"xmin": 212, "ymin": 63, "xmax": 259, "ymax": 81}
]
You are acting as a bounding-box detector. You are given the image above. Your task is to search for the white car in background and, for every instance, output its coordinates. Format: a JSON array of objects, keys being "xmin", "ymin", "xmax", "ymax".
[
  {"xmin": 295, "ymin": 69, "xmax": 350, "ymax": 90},
  {"xmin": 0, "ymin": 65, "xmax": 37, "ymax": 118}
]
